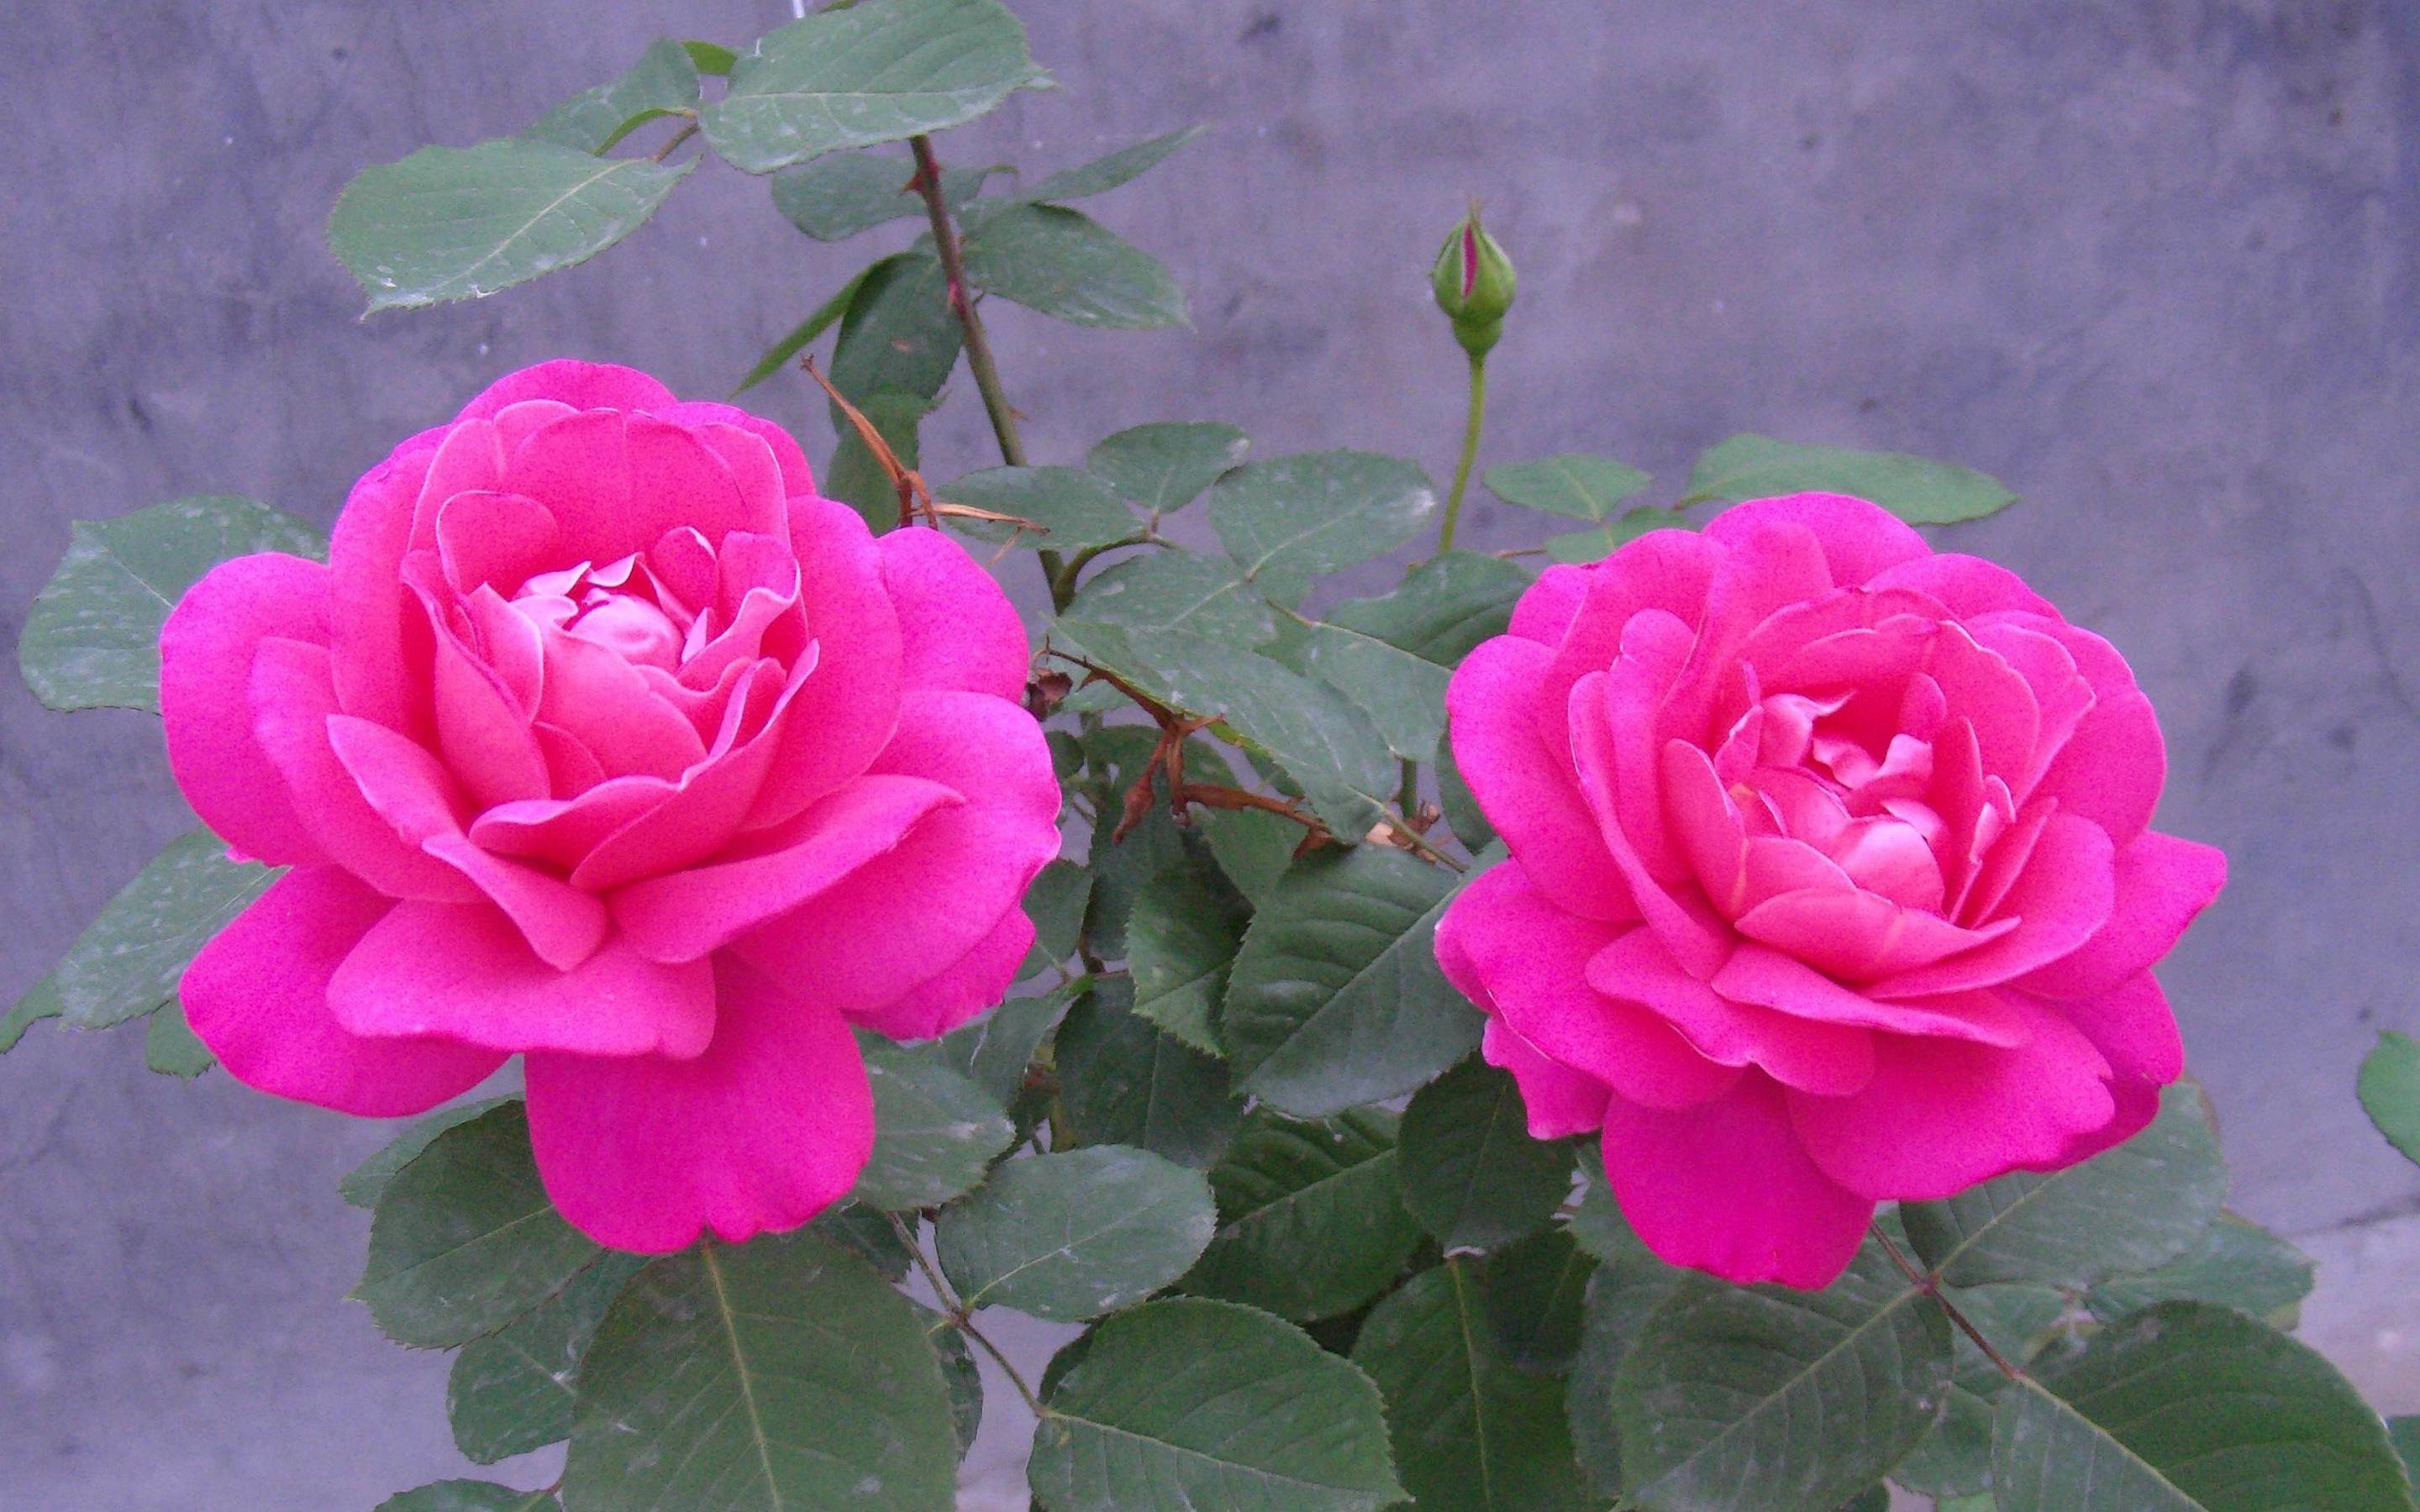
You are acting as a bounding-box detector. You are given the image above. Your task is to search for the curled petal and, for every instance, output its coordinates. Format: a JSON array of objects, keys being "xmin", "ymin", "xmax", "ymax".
[
  {"xmin": 1482, "ymin": 1017, "xmax": 1612, "ymax": 1139},
  {"xmin": 877, "ymin": 526, "xmax": 1031, "ymax": 701},
  {"xmin": 1446, "ymin": 638, "xmax": 1634, "ymax": 921},
  {"xmin": 160, "ymin": 553, "xmax": 332, "ymax": 866},
  {"xmin": 2021, "ymin": 832, "xmax": 2226, "ymax": 1000}
]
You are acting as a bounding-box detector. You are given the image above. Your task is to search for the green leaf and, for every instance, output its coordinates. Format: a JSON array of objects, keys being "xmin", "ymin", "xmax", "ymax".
[
  {"xmin": 329, "ymin": 139, "xmax": 692, "ymax": 311},
  {"xmin": 1681, "ymin": 433, "xmax": 2018, "ymax": 525},
  {"xmin": 1061, "ymin": 549, "xmax": 1274, "ymax": 645},
  {"xmin": 1991, "ymin": 1301, "xmax": 2417, "ymax": 1510},
  {"xmin": 2086, "ymin": 1212, "xmax": 2314, "ymax": 1326},
  {"xmin": 732, "ymin": 260, "xmax": 880, "ymax": 395},
  {"xmin": 355, "ymin": 1102, "xmax": 601, "ymax": 1349},
  {"xmin": 956, "ymin": 202, "xmax": 1186, "ymax": 329},
  {"xmin": 1565, "ymin": 1226, "xmax": 1687, "ymax": 1497},
  {"xmin": 143, "ymin": 999, "xmax": 214, "ymax": 1078},
  {"xmin": 1353, "ymin": 1258, "xmax": 1595, "ymax": 1510},
  {"xmin": 564, "ymin": 1233, "xmax": 959, "ymax": 1509},
  {"xmin": 934, "ymin": 983, "xmax": 1076, "ymax": 1110},
  {"xmin": 1202, "ymin": 807, "xmax": 1300, "ymax": 908},
  {"xmin": 703, "ymin": 0, "xmax": 1044, "ymax": 174},
  {"xmin": 1902, "ymin": 1082, "xmax": 2227, "ymax": 1289},
  {"xmin": 376, "ymin": 1483, "xmax": 556, "ymax": 1512},
  {"xmin": 1224, "ymin": 846, "xmax": 1481, "ymax": 1116},
  {"xmin": 829, "ymin": 250, "xmax": 962, "ymax": 409},
  {"xmin": 1477, "ymin": 1226, "xmax": 1596, "ymax": 1373},
  {"xmin": 852, "ymin": 1039, "xmax": 1016, "ymax": 1210},
  {"xmin": 1208, "ymin": 450, "xmax": 1439, "ymax": 605},
  {"xmin": 2391, "ymin": 1415, "xmax": 2420, "ymax": 1482},
  {"xmin": 937, "ymin": 1145, "xmax": 1215, "ymax": 1320},
  {"xmin": 53, "ymin": 828, "xmax": 281, "ymax": 1029},
  {"xmin": 1437, "ymin": 733, "xmax": 1497, "ymax": 852},
  {"xmin": 340, "ymin": 1097, "xmax": 516, "ymax": 1210},
  {"xmin": 0, "ymin": 974, "xmax": 63, "ymax": 1054},
  {"xmin": 1890, "ymin": 1281, "xmax": 2066, "ymax": 1498},
  {"xmin": 1543, "ymin": 507, "xmax": 1685, "ymax": 564},
  {"xmin": 1484, "ymin": 453, "xmax": 1652, "ymax": 522},
  {"xmin": 1398, "ymin": 1056, "xmax": 1575, "ymax": 1253},
  {"xmin": 771, "ymin": 148, "xmax": 992, "ymax": 241},
  {"xmin": 1086, "ymin": 421, "xmax": 1249, "ymax": 518},
  {"xmin": 2360, "ymin": 1029, "xmax": 2420, "ymax": 1168},
  {"xmin": 941, "ymin": 465, "xmax": 1139, "ymax": 552},
  {"xmin": 1028, "ymin": 1297, "xmax": 1407, "ymax": 1511},
  {"xmin": 681, "ymin": 39, "xmax": 737, "ymax": 75},
  {"xmin": 1017, "ymin": 857, "xmax": 1092, "ymax": 979},
  {"xmin": 523, "ymin": 38, "xmax": 699, "ymax": 154},
  {"xmin": 1056, "ymin": 979, "xmax": 1241, "ymax": 1169},
  {"xmin": 20, "ymin": 495, "xmax": 324, "ymax": 711},
  {"xmin": 821, "ymin": 391, "xmax": 930, "ymax": 533},
  {"xmin": 448, "ymin": 1252, "xmax": 647, "ymax": 1464},
  {"xmin": 1126, "ymin": 849, "xmax": 1249, "ymax": 1054},
  {"xmin": 1184, "ymin": 1107, "xmax": 1421, "ymax": 1320},
  {"xmin": 1022, "ymin": 126, "xmax": 1203, "ymax": 203},
  {"xmin": 1611, "ymin": 1237, "xmax": 1953, "ymax": 1512},
  {"xmin": 927, "ymin": 1313, "xmax": 985, "ymax": 1458},
  {"xmin": 808, "ymin": 1200, "xmax": 915, "ymax": 1281}
]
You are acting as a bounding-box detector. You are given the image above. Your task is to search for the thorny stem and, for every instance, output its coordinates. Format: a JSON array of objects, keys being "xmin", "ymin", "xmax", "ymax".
[
  {"xmin": 650, "ymin": 118, "xmax": 700, "ymax": 165},
  {"xmin": 1875, "ymin": 1224, "xmax": 2023, "ymax": 1381},
  {"xmin": 960, "ymin": 1310, "xmax": 1050, "ymax": 1419},
  {"xmin": 1435, "ymin": 352, "xmax": 1487, "ymax": 554},
  {"xmin": 888, "ymin": 1210, "xmax": 1050, "ymax": 1415}
]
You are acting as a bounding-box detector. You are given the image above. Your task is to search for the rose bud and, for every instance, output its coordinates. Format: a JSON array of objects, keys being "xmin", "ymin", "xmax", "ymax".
[{"xmin": 1430, "ymin": 207, "xmax": 1517, "ymax": 358}]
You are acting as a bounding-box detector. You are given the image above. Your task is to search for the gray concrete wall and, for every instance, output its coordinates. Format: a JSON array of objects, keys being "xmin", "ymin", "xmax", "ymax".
[{"xmin": 3, "ymin": 1, "xmax": 2415, "ymax": 1505}]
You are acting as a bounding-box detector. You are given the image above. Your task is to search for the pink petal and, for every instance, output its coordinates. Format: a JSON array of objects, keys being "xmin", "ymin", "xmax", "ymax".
[
  {"xmin": 848, "ymin": 904, "xmax": 1037, "ymax": 1042},
  {"xmin": 876, "ymin": 527, "xmax": 1030, "ymax": 700},
  {"xmin": 1661, "ymin": 740, "xmax": 1748, "ymax": 914},
  {"xmin": 1482, "ymin": 1017, "xmax": 1612, "ymax": 1138},
  {"xmin": 1733, "ymin": 885, "xmax": 2006, "ymax": 981},
  {"xmin": 1598, "ymin": 1076, "xmax": 1874, "ymax": 1289},
  {"xmin": 523, "ymin": 954, "xmax": 873, "ymax": 1253},
  {"xmin": 435, "ymin": 490, "xmax": 559, "ymax": 596},
  {"xmin": 181, "ymin": 866, "xmax": 502, "ymax": 1116},
  {"xmin": 535, "ymin": 621, "xmax": 707, "ymax": 781},
  {"xmin": 427, "ymin": 601, "xmax": 550, "ymax": 809},
  {"xmin": 2043, "ymin": 972, "xmax": 2184, "ymax": 1160},
  {"xmin": 652, "ymin": 402, "xmax": 818, "ymax": 496},
  {"xmin": 2038, "ymin": 688, "xmax": 2165, "ymax": 844},
  {"xmin": 1534, "ymin": 533, "xmax": 1723, "ymax": 733},
  {"xmin": 452, "ymin": 360, "xmax": 677, "ymax": 423},
  {"xmin": 1445, "ymin": 637, "xmax": 1633, "ymax": 921},
  {"xmin": 749, "ymin": 499, "xmax": 907, "ymax": 826},
  {"xmin": 1872, "ymin": 812, "xmax": 2117, "ymax": 996},
  {"xmin": 1712, "ymin": 943, "xmax": 2031, "ymax": 1047},
  {"xmin": 160, "ymin": 553, "xmax": 332, "ymax": 866},
  {"xmin": 328, "ymin": 425, "xmax": 451, "ymax": 732},
  {"xmin": 1867, "ymin": 552, "xmax": 2058, "ymax": 618},
  {"xmin": 1788, "ymin": 995, "xmax": 2116, "ymax": 1200},
  {"xmin": 1703, "ymin": 492, "xmax": 1928, "ymax": 588},
  {"xmin": 1507, "ymin": 563, "xmax": 1593, "ymax": 645},
  {"xmin": 329, "ymin": 900, "xmax": 714, "ymax": 1058},
  {"xmin": 1570, "ymin": 659, "xmax": 1733, "ymax": 978},
  {"xmin": 1587, "ymin": 929, "xmax": 1874, "ymax": 1095},
  {"xmin": 1438, "ymin": 865, "xmax": 1740, "ymax": 1109},
  {"xmin": 2020, "ymin": 832, "xmax": 2226, "ymax": 1000},
  {"xmin": 679, "ymin": 420, "xmax": 795, "ymax": 542}
]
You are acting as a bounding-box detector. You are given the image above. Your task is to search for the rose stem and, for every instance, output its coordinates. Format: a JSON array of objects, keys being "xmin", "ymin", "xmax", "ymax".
[
  {"xmin": 1435, "ymin": 351, "xmax": 1487, "ymax": 554},
  {"xmin": 888, "ymin": 1213, "xmax": 1050, "ymax": 1416},
  {"xmin": 1874, "ymin": 1223, "xmax": 2023, "ymax": 1380}
]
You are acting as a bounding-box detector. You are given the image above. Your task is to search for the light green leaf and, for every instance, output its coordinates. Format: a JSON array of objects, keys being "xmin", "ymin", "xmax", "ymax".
[
  {"xmin": 1682, "ymin": 433, "xmax": 2018, "ymax": 525},
  {"xmin": 1028, "ymin": 1297, "xmax": 1407, "ymax": 1511},
  {"xmin": 53, "ymin": 828, "xmax": 281, "ymax": 1029},
  {"xmin": 2360, "ymin": 1029, "xmax": 2420, "ymax": 1168},
  {"xmin": 2086, "ymin": 1212, "xmax": 2314, "ymax": 1326},
  {"xmin": 1397, "ymin": 1055, "xmax": 1575, "ymax": 1253},
  {"xmin": 376, "ymin": 1483, "xmax": 556, "ymax": 1512},
  {"xmin": 1543, "ymin": 506, "xmax": 1686, "ymax": 564},
  {"xmin": 703, "ymin": 0, "xmax": 1044, "ymax": 174},
  {"xmin": 1062, "ymin": 549, "xmax": 1274, "ymax": 646},
  {"xmin": 1991, "ymin": 1301, "xmax": 2416, "ymax": 1510},
  {"xmin": 523, "ymin": 38, "xmax": 699, "ymax": 154},
  {"xmin": 935, "ymin": 983, "xmax": 1076, "ymax": 1110},
  {"xmin": 852, "ymin": 1040, "xmax": 1016, "ymax": 1210},
  {"xmin": 330, "ymin": 139, "xmax": 692, "ymax": 311},
  {"xmin": 732, "ymin": 260, "xmax": 881, "ymax": 395},
  {"xmin": 1057, "ymin": 978, "xmax": 1241, "ymax": 1170},
  {"xmin": 1086, "ymin": 421, "xmax": 1249, "ymax": 518},
  {"xmin": 1224, "ymin": 846, "xmax": 1481, "ymax": 1116},
  {"xmin": 1208, "ymin": 450, "xmax": 1438, "ymax": 605},
  {"xmin": 1183, "ymin": 1107, "xmax": 1421, "ymax": 1321},
  {"xmin": 937, "ymin": 1145, "xmax": 1215, "ymax": 1320},
  {"xmin": 1022, "ymin": 126, "xmax": 1202, "ymax": 203},
  {"xmin": 1202, "ymin": 806, "xmax": 1300, "ymax": 908},
  {"xmin": 1902, "ymin": 1082, "xmax": 2227, "ymax": 1289},
  {"xmin": 143, "ymin": 999, "xmax": 214, "ymax": 1078},
  {"xmin": 941, "ymin": 465, "xmax": 1139, "ymax": 552},
  {"xmin": 564, "ymin": 1233, "xmax": 959, "ymax": 1509},
  {"xmin": 1126, "ymin": 849, "xmax": 1249, "ymax": 1055},
  {"xmin": 20, "ymin": 495, "xmax": 324, "ymax": 711},
  {"xmin": 681, "ymin": 39, "xmax": 737, "ymax": 76},
  {"xmin": 1016, "ymin": 858, "xmax": 1092, "ymax": 979},
  {"xmin": 340, "ymin": 1096, "xmax": 516, "ymax": 1210},
  {"xmin": 770, "ymin": 148, "xmax": 993, "ymax": 241},
  {"xmin": 448, "ymin": 1252, "xmax": 647, "ymax": 1464},
  {"xmin": 1484, "ymin": 452, "xmax": 1652, "ymax": 522},
  {"xmin": 1353, "ymin": 1259, "xmax": 1594, "ymax": 1510},
  {"xmin": 355, "ymin": 1102, "xmax": 602, "ymax": 1349},
  {"xmin": 1609, "ymin": 1237, "xmax": 1953, "ymax": 1512},
  {"xmin": 959, "ymin": 203, "xmax": 1187, "ymax": 329}
]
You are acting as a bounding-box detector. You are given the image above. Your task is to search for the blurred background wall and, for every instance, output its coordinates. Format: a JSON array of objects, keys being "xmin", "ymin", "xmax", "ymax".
[{"xmin": 3, "ymin": 1, "xmax": 2416, "ymax": 1505}]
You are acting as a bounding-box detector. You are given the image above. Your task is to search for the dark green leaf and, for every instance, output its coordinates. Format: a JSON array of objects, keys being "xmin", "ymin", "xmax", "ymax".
[
  {"xmin": 564, "ymin": 1233, "xmax": 959, "ymax": 1509},
  {"xmin": 1682, "ymin": 434, "xmax": 2018, "ymax": 525},
  {"xmin": 1543, "ymin": 507, "xmax": 1685, "ymax": 564},
  {"xmin": 812, "ymin": 1200, "xmax": 915, "ymax": 1281},
  {"xmin": 1437, "ymin": 733, "xmax": 1497, "ymax": 852},
  {"xmin": 1061, "ymin": 549, "xmax": 1274, "ymax": 645},
  {"xmin": 1397, "ymin": 1056, "xmax": 1574, "ymax": 1253},
  {"xmin": 771, "ymin": 149, "xmax": 993, "ymax": 241},
  {"xmin": 937, "ymin": 1145, "xmax": 1215, "ymax": 1320},
  {"xmin": 1016, "ymin": 858, "xmax": 1092, "ymax": 979},
  {"xmin": 1565, "ymin": 1236, "xmax": 1686, "ymax": 1495},
  {"xmin": 1902, "ymin": 1082, "xmax": 2227, "ymax": 1289},
  {"xmin": 143, "ymin": 999, "xmax": 214, "ymax": 1078},
  {"xmin": 959, "ymin": 204, "xmax": 1186, "ymax": 329},
  {"xmin": 524, "ymin": 38, "xmax": 699, "ymax": 154},
  {"xmin": 1353, "ymin": 1258, "xmax": 1594, "ymax": 1509},
  {"xmin": 1208, "ymin": 451, "xmax": 1439, "ymax": 605},
  {"xmin": 821, "ymin": 391, "xmax": 929, "ymax": 533},
  {"xmin": 935, "ymin": 983, "xmax": 1076, "ymax": 1109},
  {"xmin": 1057, "ymin": 979, "xmax": 1240, "ymax": 1169},
  {"xmin": 1484, "ymin": 453, "xmax": 1652, "ymax": 522},
  {"xmin": 927, "ymin": 1313, "xmax": 985, "ymax": 1457},
  {"xmin": 732, "ymin": 260, "xmax": 881, "ymax": 395},
  {"xmin": 1086, "ymin": 422, "xmax": 1249, "ymax": 518},
  {"xmin": 1185, "ymin": 1107, "xmax": 1421, "ymax": 1321},
  {"xmin": 2086, "ymin": 1212, "xmax": 2314, "ymax": 1326},
  {"xmin": 1891, "ymin": 1281, "xmax": 2066, "ymax": 1498},
  {"xmin": 330, "ymin": 139, "xmax": 692, "ymax": 311},
  {"xmin": 1202, "ymin": 806, "xmax": 1300, "ymax": 908},
  {"xmin": 52, "ymin": 828, "xmax": 280, "ymax": 1029},
  {"xmin": 941, "ymin": 465, "xmax": 1139, "ymax": 552},
  {"xmin": 853, "ymin": 1040, "xmax": 1016, "ymax": 1210},
  {"xmin": 340, "ymin": 1096, "xmax": 516, "ymax": 1210},
  {"xmin": 1224, "ymin": 847, "xmax": 1481, "ymax": 1116},
  {"xmin": 2361, "ymin": 1030, "xmax": 2420, "ymax": 1168},
  {"xmin": 1126, "ymin": 849, "xmax": 1249, "ymax": 1054},
  {"xmin": 1611, "ymin": 1237, "xmax": 1953, "ymax": 1512},
  {"xmin": 448, "ymin": 1252, "xmax": 647, "ymax": 1464},
  {"xmin": 2390, "ymin": 1415, "xmax": 2420, "ymax": 1483},
  {"xmin": 1022, "ymin": 126, "xmax": 1202, "ymax": 203},
  {"xmin": 702, "ymin": 0, "xmax": 1044, "ymax": 174},
  {"xmin": 376, "ymin": 1483, "xmax": 555, "ymax": 1512},
  {"xmin": 1028, "ymin": 1298, "xmax": 1406, "ymax": 1511},
  {"xmin": 21, "ymin": 495, "xmax": 324, "ymax": 711},
  {"xmin": 829, "ymin": 250, "xmax": 961, "ymax": 408},
  {"xmin": 0, "ymin": 974, "xmax": 62, "ymax": 1055},
  {"xmin": 1991, "ymin": 1301, "xmax": 2416, "ymax": 1510},
  {"xmin": 355, "ymin": 1103, "xmax": 602, "ymax": 1349},
  {"xmin": 1478, "ymin": 1226, "xmax": 1595, "ymax": 1373}
]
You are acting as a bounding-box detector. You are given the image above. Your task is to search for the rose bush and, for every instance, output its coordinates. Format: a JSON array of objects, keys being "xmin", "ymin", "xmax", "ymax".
[
  {"xmin": 1435, "ymin": 492, "xmax": 2226, "ymax": 1288},
  {"xmin": 160, "ymin": 360, "xmax": 1058, "ymax": 1252}
]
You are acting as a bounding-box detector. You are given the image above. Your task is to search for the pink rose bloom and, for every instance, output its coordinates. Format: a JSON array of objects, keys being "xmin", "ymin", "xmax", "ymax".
[
  {"xmin": 1434, "ymin": 494, "xmax": 2224, "ymax": 1288},
  {"xmin": 162, "ymin": 361, "xmax": 1057, "ymax": 1252}
]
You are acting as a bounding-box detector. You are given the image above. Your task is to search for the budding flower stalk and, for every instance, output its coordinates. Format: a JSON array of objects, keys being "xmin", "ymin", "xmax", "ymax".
[{"xmin": 1430, "ymin": 206, "xmax": 1516, "ymax": 554}]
